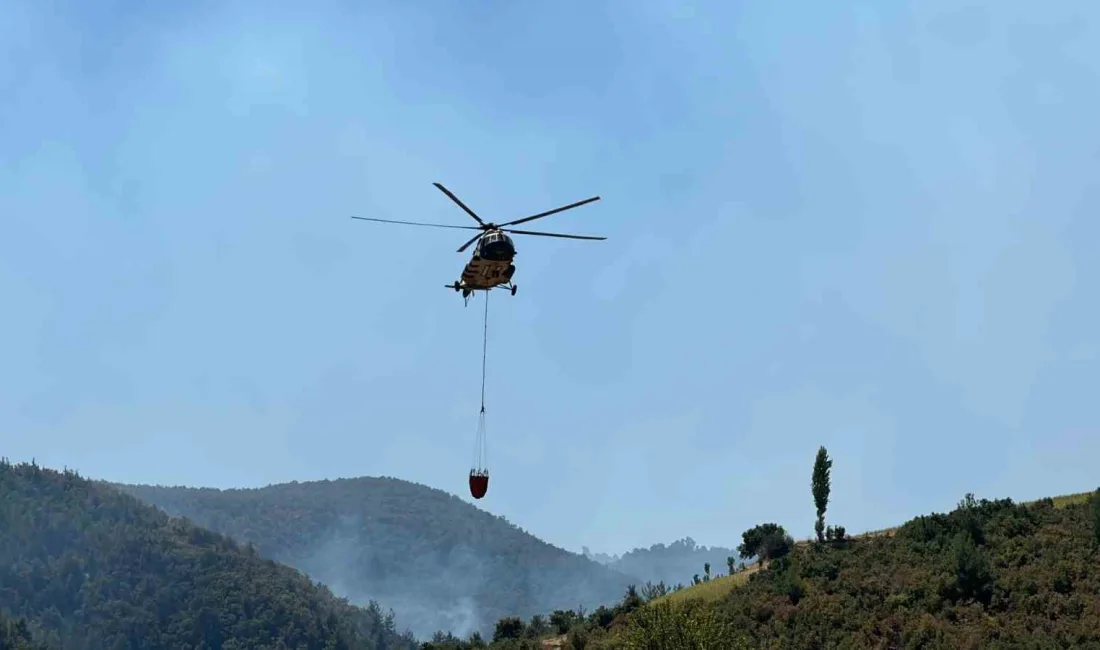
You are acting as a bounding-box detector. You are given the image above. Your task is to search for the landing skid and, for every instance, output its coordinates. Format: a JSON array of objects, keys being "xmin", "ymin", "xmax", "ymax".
[{"xmin": 444, "ymin": 282, "xmax": 517, "ymax": 307}]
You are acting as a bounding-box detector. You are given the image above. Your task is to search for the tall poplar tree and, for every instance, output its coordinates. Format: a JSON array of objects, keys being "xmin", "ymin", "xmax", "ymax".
[{"xmin": 812, "ymin": 446, "xmax": 833, "ymax": 543}]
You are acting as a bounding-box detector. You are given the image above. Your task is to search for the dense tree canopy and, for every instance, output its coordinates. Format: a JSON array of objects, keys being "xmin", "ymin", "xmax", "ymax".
[
  {"xmin": 0, "ymin": 459, "xmax": 417, "ymax": 650},
  {"xmin": 116, "ymin": 477, "xmax": 634, "ymax": 638},
  {"xmin": 0, "ymin": 611, "xmax": 52, "ymax": 650},
  {"xmin": 736, "ymin": 523, "xmax": 793, "ymax": 563}
]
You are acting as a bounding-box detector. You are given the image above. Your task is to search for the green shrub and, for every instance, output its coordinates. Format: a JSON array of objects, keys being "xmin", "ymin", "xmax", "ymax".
[
  {"xmin": 622, "ymin": 601, "xmax": 746, "ymax": 650},
  {"xmin": 550, "ymin": 610, "xmax": 581, "ymax": 635},
  {"xmin": 493, "ymin": 617, "xmax": 525, "ymax": 642},
  {"xmin": 947, "ymin": 531, "xmax": 994, "ymax": 605}
]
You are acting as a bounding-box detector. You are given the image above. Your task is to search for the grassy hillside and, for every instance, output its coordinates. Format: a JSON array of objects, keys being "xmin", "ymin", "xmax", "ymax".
[
  {"xmin": 420, "ymin": 488, "xmax": 1100, "ymax": 649},
  {"xmin": 116, "ymin": 476, "xmax": 637, "ymax": 639},
  {"xmin": 652, "ymin": 564, "xmax": 759, "ymax": 607},
  {"xmin": 0, "ymin": 459, "xmax": 417, "ymax": 650}
]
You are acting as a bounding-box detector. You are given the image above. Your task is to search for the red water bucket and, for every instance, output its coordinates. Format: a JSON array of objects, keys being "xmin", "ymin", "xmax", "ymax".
[{"xmin": 469, "ymin": 471, "xmax": 489, "ymax": 499}]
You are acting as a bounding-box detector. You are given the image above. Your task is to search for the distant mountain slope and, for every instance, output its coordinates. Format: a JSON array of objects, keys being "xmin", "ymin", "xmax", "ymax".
[
  {"xmin": 0, "ymin": 459, "xmax": 416, "ymax": 650},
  {"xmin": 117, "ymin": 477, "xmax": 637, "ymax": 638},
  {"xmin": 583, "ymin": 537, "xmax": 741, "ymax": 588}
]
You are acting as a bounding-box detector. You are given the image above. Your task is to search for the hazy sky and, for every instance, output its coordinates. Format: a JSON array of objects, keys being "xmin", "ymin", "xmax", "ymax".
[{"xmin": 2, "ymin": 0, "xmax": 1098, "ymax": 556}]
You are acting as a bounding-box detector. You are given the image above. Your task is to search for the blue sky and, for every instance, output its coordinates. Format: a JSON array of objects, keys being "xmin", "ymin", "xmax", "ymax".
[{"xmin": 2, "ymin": 0, "xmax": 1098, "ymax": 556}]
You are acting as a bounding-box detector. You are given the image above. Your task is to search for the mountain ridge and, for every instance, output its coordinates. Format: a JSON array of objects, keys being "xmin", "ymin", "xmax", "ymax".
[
  {"xmin": 115, "ymin": 474, "xmax": 641, "ymax": 639},
  {"xmin": 0, "ymin": 458, "xmax": 418, "ymax": 650},
  {"xmin": 582, "ymin": 536, "xmax": 742, "ymax": 588}
]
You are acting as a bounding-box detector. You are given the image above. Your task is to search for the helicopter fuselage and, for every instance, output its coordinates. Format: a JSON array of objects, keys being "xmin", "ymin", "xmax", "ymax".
[
  {"xmin": 461, "ymin": 257, "xmax": 515, "ymax": 290},
  {"xmin": 449, "ymin": 230, "xmax": 518, "ymax": 296}
]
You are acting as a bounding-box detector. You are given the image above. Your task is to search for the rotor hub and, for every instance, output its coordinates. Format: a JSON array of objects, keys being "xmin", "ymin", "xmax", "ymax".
[{"xmin": 350, "ymin": 182, "xmax": 605, "ymax": 254}]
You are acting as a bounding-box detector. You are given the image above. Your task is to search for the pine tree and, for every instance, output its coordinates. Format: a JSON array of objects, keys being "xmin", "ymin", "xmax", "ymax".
[{"xmin": 812, "ymin": 446, "xmax": 833, "ymax": 543}]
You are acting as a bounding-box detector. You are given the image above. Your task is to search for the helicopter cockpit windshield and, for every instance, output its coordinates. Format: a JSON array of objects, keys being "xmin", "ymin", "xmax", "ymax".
[{"xmin": 477, "ymin": 232, "xmax": 515, "ymax": 262}]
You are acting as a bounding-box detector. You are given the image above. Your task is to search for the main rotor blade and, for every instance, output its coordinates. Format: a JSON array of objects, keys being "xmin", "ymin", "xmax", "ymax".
[
  {"xmin": 433, "ymin": 183, "xmax": 486, "ymax": 226},
  {"xmin": 456, "ymin": 231, "xmax": 484, "ymax": 253},
  {"xmin": 499, "ymin": 196, "xmax": 601, "ymax": 228},
  {"xmin": 350, "ymin": 216, "xmax": 481, "ymax": 230},
  {"xmin": 503, "ymin": 228, "xmax": 606, "ymax": 241}
]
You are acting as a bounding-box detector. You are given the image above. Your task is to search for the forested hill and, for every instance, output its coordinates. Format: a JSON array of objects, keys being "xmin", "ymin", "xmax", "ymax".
[
  {"xmin": 431, "ymin": 490, "xmax": 1100, "ymax": 649},
  {"xmin": 116, "ymin": 476, "xmax": 637, "ymax": 639},
  {"xmin": 0, "ymin": 459, "xmax": 417, "ymax": 650}
]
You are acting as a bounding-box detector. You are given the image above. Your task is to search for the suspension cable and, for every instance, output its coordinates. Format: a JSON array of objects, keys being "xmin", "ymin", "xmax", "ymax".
[
  {"xmin": 480, "ymin": 290, "xmax": 489, "ymax": 413},
  {"xmin": 471, "ymin": 291, "xmax": 491, "ymax": 474}
]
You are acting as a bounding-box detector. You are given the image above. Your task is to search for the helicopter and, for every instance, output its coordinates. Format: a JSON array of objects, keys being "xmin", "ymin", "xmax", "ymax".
[{"xmin": 351, "ymin": 183, "xmax": 605, "ymax": 305}]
